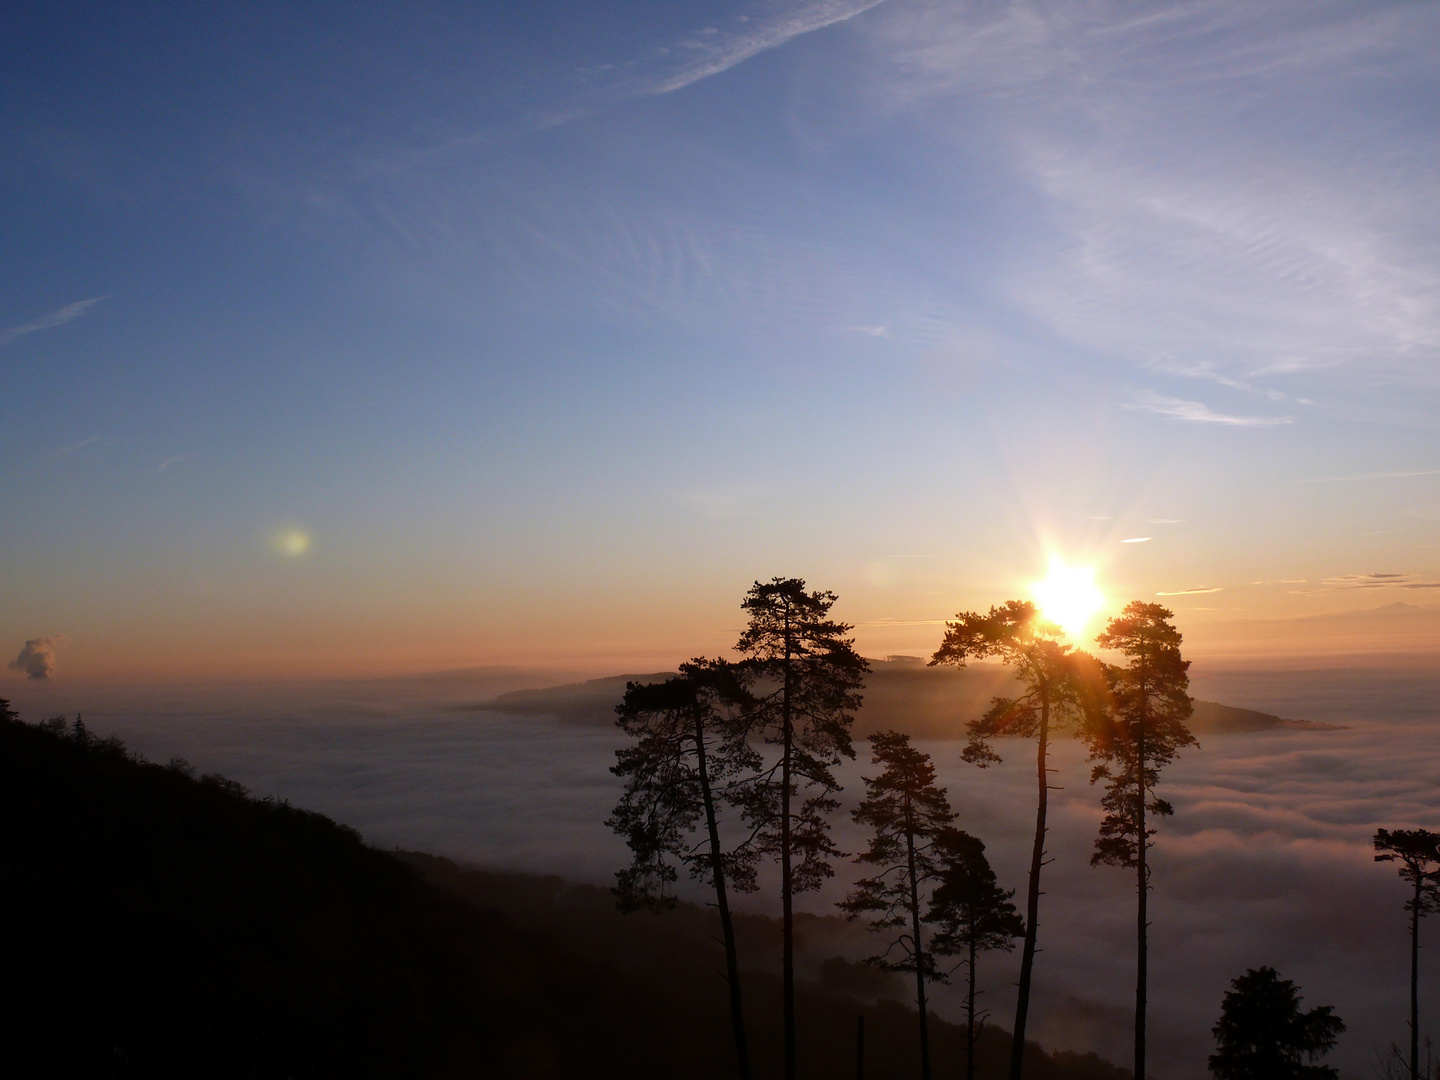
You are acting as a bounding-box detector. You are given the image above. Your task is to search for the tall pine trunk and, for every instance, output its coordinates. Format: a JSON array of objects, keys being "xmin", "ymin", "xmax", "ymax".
[
  {"xmin": 1134, "ymin": 660, "xmax": 1150, "ymax": 1080},
  {"xmin": 1135, "ymin": 741, "xmax": 1147, "ymax": 1080},
  {"xmin": 782, "ymin": 618, "xmax": 796, "ymax": 1080},
  {"xmin": 695, "ymin": 716, "xmax": 752, "ymax": 1080},
  {"xmin": 966, "ymin": 934, "xmax": 978, "ymax": 1080},
  {"xmin": 905, "ymin": 799, "xmax": 931, "ymax": 1080},
  {"xmin": 1010, "ymin": 688, "xmax": 1049, "ymax": 1080},
  {"xmin": 1412, "ymin": 873, "xmax": 1421, "ymax": 1080}
]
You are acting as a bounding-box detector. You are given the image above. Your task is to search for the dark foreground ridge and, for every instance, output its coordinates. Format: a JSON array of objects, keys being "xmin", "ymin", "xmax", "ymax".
[{"xmin": 0, "ymin": 704, "xmax": 1130, "ymax": 1080}]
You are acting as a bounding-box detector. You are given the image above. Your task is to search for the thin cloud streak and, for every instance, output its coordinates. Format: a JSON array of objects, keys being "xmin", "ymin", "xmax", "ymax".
[
  {"xmin": 650, "ymin": 1, "xmax": 889, "ymax": 95},
  {"xmin": 1123, "ymin": 390, "xmax": 1294, "ymax": 426},
  {"xmin": 1, "ymin": 295, "xmax": 110, "ymax": 346},
  {"xmin": 55, "ymin": 435, "xmax": 102, "ymax": 457},
  {"xmin": 1300, "ymin": 469, "xmax": 1440, "ymax": 484}
]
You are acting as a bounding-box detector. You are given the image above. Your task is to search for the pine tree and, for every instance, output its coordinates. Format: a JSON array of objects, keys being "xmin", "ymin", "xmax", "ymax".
[
  {"xmin": 930, "ymin": 599, "xmax": 1105, "ymax": 1080},
  {"xmin": 1209, "ymin": 966, "xmax": 1345, "ymax": 1080},
  {"xmin": 608, "ymin": 658, "xmax": 760, "ymax": 1080},
  {"xmin": 736, "ymin": 577, "xmax": 868, "ymax": 1080},
  {"xmin": 1375, "ymin": 828, "xmax": 1440, "ymax": 1080},
  {"xmin": 1088, "ymin": 601, "xmax": 1197, "ymax": 1080},
  {"xmin": 839, "ymin": 732, "xmax": 955, "ymax": 1080},
  {"xmin": 927, "ymin": 829, "xmax": 1024, "ymax": 1080}
]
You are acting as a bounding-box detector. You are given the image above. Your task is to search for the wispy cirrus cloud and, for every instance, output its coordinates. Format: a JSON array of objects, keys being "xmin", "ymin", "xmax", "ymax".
[
  {"xmin": 1122, "ymin": 390, "xmax": 1293, "ymax": 426},
  {"xmin": 1, "ymin": 295, "xmax": 110, "ymax": 347},
  {"xmin": 1156, "ymin": 586, "xmax": 1222, "ymax": 596},
  {"xmin": 851, "ymin": 1, "xmax": 1440, "ymax": 408},
  {"xmin": 510, "ymin": 0, "xmax": 890, "ymax": 133},
  {"xmin": 1300, "ymin": 469, "xmax": 1440, "ymax": 484},
  {"xmin": 55, "ymin": 434, "xmax": 103, "ymax": 457},
  {"xmin": 1321, "ymin": 572, "xmax": 1440, "ymax": 590},
  {"xmin": 648, "ymin": 1, "xmax": 888, "ymax": 95}
]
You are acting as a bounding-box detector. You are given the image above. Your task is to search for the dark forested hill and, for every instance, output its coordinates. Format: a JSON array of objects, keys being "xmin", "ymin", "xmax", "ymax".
[{"xmin": 0, "ymin": 702, "xmax": 1129, "ymax": 1080}]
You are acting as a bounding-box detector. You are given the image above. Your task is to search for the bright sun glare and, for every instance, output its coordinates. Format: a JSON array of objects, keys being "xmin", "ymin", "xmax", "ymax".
[{"xmin": 1033, "ymin": 556, "xmax": 1104, "ymax": 640}]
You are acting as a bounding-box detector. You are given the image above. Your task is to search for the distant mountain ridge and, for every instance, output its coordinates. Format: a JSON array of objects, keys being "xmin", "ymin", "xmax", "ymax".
[{"xmin": 469, "ymin": 656, "xmax": 1333, "ymax": 735}]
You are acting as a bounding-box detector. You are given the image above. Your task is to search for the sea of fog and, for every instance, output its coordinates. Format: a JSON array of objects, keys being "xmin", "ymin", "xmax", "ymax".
[{"xmin": 7, "ymin": 664, "xmax": 1439, "ymax": 1080}]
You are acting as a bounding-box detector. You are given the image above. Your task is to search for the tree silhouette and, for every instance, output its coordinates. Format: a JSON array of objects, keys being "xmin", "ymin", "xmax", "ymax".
[
  {"xmin": 1209, "ymin": 966, "xmax": 1345, "ymax": 1080},
  {"xmin": 609, "ymin": 658, "xmax": 761, "ymax": 1080},
  {"xmin": 927, "ymin": 828, "xmax": 1024, "ymax": 1080},
  {"xmin": 839, "ymin": 732, "xmax": 956, "ymax": 1080},
  {"xmin": 1375, "ymin": 828, "xmax": 1440, "ymax": 1080},
  {"xmin": 735, "ymin": 577, "xmax": 868, "ymax": 1080},
  {"xmin": 930, "ymin": 599, "xmax": 1104, "ymax": 1080},
  {"xmin": 1087, "ymin": 601, "xmax": 1197, "ymax": 1080}
]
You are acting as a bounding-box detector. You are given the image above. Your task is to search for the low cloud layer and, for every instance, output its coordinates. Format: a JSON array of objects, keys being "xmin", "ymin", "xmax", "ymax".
[
  {"xmin": 5, "ymin": 664, "xmax": 1437, "ymax": 1079},
  {"xmin": 9, "ymin": 636, "xmax": 68, "ymax": 680}
]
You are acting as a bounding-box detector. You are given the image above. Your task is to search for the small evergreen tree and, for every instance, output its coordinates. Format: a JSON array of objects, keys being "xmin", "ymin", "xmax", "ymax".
[
  {"xmin": 839, "ymin": 732, "xmax": 955, "ymax": 1080},
  {"xmin": 930, "ymin": 599, "xmax": 1105, "ymax": 1080},
  {"xmin": 735, "ymin": 577, "xmax": 868, "ymax": 1080},
  {"xmin": 608, "ymin": 658, "xmax": 760, "ymax": 1080},
  {"xmin": 1375, "ymin": 828, "xmax": 1440, "ymax": 1080},
  {"xmin": 1088, "ymin": 601, "xmax": 1197, "ymax": 1080},
  {"xmin": 1209, "ymin": 966, "xmax": 1345, "ymax": 1080},
  {"xmin": 927, "ymin": 828, "xmax": 1024, "ymax": 1080}
]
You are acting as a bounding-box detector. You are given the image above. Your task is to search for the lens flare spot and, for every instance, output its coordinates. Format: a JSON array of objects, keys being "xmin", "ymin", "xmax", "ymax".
[
  {"xmin": 1033, "ymin": 556, "xmax": 1104, "ymax": 639},
  {"xmin": 271, "ymin": 528, "xmax": 312, "ymax": 558}
]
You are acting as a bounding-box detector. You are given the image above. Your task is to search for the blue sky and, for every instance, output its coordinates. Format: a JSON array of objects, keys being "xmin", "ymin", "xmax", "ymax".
[{"xmin": 3, "ymin": 0, "xmax": 1439, "ymax": 678}]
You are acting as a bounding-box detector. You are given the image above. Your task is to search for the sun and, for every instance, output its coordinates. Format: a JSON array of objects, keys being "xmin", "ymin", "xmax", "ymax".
[{"xmin": 1032, "ymin": 556, "xmax": 1104, "ymax": 640}]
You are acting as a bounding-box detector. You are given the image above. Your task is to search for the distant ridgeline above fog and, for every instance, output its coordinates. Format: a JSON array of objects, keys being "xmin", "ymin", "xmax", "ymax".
[{"xmin": 469, "ymin": 656, "xmax": 1337, "ymax": 735}]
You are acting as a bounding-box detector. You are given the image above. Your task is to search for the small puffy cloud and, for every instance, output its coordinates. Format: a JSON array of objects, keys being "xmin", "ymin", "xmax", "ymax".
[{"xmin": 9, "ymin": 635, "xmax": 69, "ymax": 679}]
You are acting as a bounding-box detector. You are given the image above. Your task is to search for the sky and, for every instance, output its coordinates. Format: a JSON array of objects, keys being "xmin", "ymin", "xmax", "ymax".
[{"xmin": 4, "ymin": 0, "xmax": 1440, "ymax": 680}]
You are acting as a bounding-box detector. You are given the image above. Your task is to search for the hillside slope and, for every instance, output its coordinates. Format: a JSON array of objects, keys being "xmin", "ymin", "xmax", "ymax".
[{"xmin": 0, "ymin": 702, "xmax": 1129, "ymax": 1080}]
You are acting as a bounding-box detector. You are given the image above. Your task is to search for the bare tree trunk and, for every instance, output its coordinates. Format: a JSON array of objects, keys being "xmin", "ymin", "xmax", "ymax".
[
  {"xmin": 1009, "ymin": 690, "xmax": 1049, "ymax": 1080},
  {"xmin": 696, "ymin": 716, "xmax": 752, "ymax": 1080},
  {"xmin": 905, "ymin": 799, "xmax": 931, "ymax": 1080},
  {"xmin": 782, "ymin": 613, "xmax": 796, "ymax": 1080}
]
